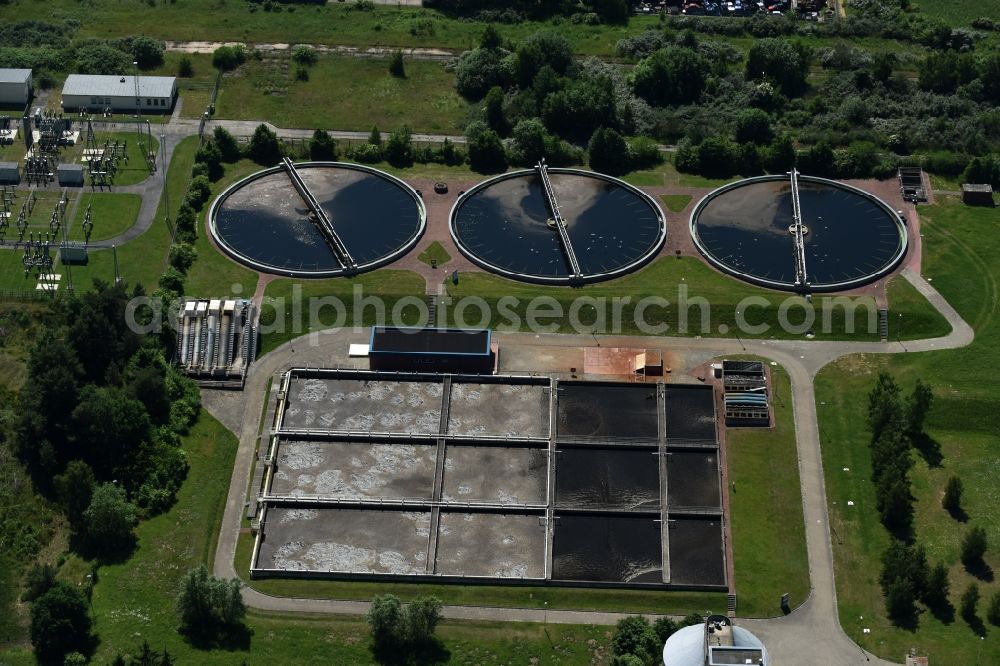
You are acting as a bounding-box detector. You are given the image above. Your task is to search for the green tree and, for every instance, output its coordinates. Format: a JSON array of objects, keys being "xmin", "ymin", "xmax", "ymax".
[
  {"xmin": 212, "ymin": 126, "xmax": 241, "ymax": 162},
  {"xmin": 248, "ymin": 124, "xmax": 281, "ymax": 165},
  {"xmin": 467, "ymin": 122, "xmax": 507, "ymax": 174},
  {"xmin": 130, "ymin": 36, "xmax": 164, "ymax": 69},
  {"xmin": 212, "ymin": 44, "xmax": 246, "ymax": 72},
  {"xmin": 591, "ymin": 0, "xmax": 629, "ymax": 24},
  {"xmin": 454, "ymin": 47, "xmax": 511, "ymax": 100},
  {"xmin": 763, "ymin": 134, "xmax": 796, "ymax": 173},
  {"xmin": 484, "ymin": 85, "xmax": 507, "ymax": 134},
  {"xmin": 53, "ymin": 460, "xmax": 95, "ymax": 530},
  {"xmin": 309, "ymin": 129, "xmax": 338, "ymax": 161},
  {"xmin": 175, "ymin": 565, "xmax": 246, "ymax": 635},
  {"xmin": 291, "ymin": 45, "xmax": 318, "ymax": 66},
  {"xmin": 403, "ymin": 596, "xmax": 442, "ymax": 645},
  {"xmin": 960, "ymin": 583, "xmax": 979, "ymax": 623},
  {"xmin": 734, "ymin": 108, "xmax": 774, "ymax": 145},
  {"xmin": 906, "ymin": 379, "xmax": 933, "ymax": 437},
  {"xmin": 177, "ymin": 55, "xmax": 193, "ymax": 78},
  {"xmin": 632, "ymin": 47, "xmax": 707, "ymax": 106},
  {"xmin": 168, "ymin": 242, "xmax": 197, "ymax": 274},
  {"xmin": 884, "ymin": 577, "xmax": 917, "ymax": 625},
  {"xmin": 174, "ymin": 203, "xmax": 197, "ymax": 242},
  {"xmin": 83, "ymin": 482, "xmax": 138, "ymax": 555},
  {"xmin": 746, "ymin": 38, "xmax": 810, "ymax": 96},
  {"xmin": 961, "ymin": 525, "xmax": 988, "ymax": 567},
  {"xmin": 29, "ymin": 583, "xmax": 92, "ymax": 664},
  {"xmin": 868, "ymin": 372, "xmax": 903, "ymax": 441},
  {"xmin": 194, "ymin": 140, "xmax": 224, "ymax": 181},
  {"xmin": 987, "ymin": 590, "xmax": 1000, "ymax": 626},
  {"xmin": 515, "ymin": 31, "xmax": 573, "ymax": 87},
  {"xmin": 612, "ymin": 616, "xmax": 659, "ymax": 664},
  {"xmin": 925, "ymin": 560, "xmax": 950, "ymax": 609},
  {"xmin": 72, "ymin": 385, "xmax": 151, "ymax": 479},
  {"xmin": 368, "ymin": 125, "xmax": 382, "ymax": 147},
  {"xmin": 942, "ymin": 475, "xmax": 963, "ymax": 515},
  {"xmin": 697, "ymin": 136, "xmax": 738, "ymax": 178},
  {"xmin": 609, "ymin": 655, "xmax": 645, "ymax": 666},
  {"xmin": 367, "ymin": 594, "xmax": 404, "ymax": 649},
  {"xmin": 588, "ymin": 126, "xmax": 630, "ymax": 176},
  {"xmin": 389, "ymin": 49, "xmax": 405, "ymax": 78},
  {"xmin": 480, "ymin": 24, "xmax": 503, "ymax": 50},
  {"xmin": 21, "ymin": 562, "xmax": 58, "ymax": 603},
  {"xmin": 76, "ymin": 44, "xmax": 131, "ymax": 75},
  {"xmin": 158, "ymin": 266, "xmax": 185, "ymax": 296},
  {"xmin": 384, "ymin": 126, "xmax": 414, "ymax": 167},
  {"xmin": 652, "ymin": 616, "xmax": 678, "ymax": 643}
]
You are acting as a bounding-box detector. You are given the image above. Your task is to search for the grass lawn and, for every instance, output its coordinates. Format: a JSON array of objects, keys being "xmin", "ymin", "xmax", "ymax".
[
  {"xmin": 660, "ymin": 194, "xmax": 693, "ymax": 213},
  {"xmin": 217, "ymin": 55, "xmax": 471, "ymax": 133},
  {"xmin": 442, "ymin": 256, "xmax": 945, "ymax": 342},
  {"xmin": 727, "ymin": 361, "xmax": 809, "ymax": 617},
  {"xmin": 815, "ymin": 196, "xmax": 1000, "ymax": 662},
  {"xmin": 418, "ymin": 240, "xmax": 452, "ymax": 267},
  {"xmin": 67, "ymin": 193, "xmax": 141, "ymax": 243},
  {"xmin": 258, "ymin": 270, "xmax": 427, "ymax": 355},
  {"xmin": 39, "ymin": 0, "xmax": 662, "ymax": 57},
  {"xmin": 623, "ymin": 161, "xmax": 736, "ymax": 189},
  {"xmin": 184, "ymin": 159, "xmax": 261, "ymax": 299},
  {"xmin": 910, "ymin": 0, "xmax": 999, "ymax": 26}
]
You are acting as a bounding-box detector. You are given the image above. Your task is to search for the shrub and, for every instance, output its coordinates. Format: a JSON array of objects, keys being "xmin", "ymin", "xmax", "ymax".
[
  {"xmin": 212, "ymin": 44, "xmax": 246, "ymax": 72},
  {"xmin": 178, "ymin": 55, "xmax": 193, "ymax": 77},
  {"xmin": 291, "ymin": 44, "xmax": 318, "ymax": 66},
  {"xmin": 130, "ymin": 35, "xmax": 164, "ymax": 69},
  {"xmin": 588, "ymin": 126, "xmax": 630, "ymax": 176},
  {"xmin": 389, "ymin": 49, "xmax": 405, "ymax": 78}
]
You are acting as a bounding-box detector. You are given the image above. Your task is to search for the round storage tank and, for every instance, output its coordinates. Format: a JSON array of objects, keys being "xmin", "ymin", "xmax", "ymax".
[
  {"xmin": 449, "ymin": 168, "xmax": 666, "ymax": 284},
  {"xmin": 209, "ymin": 162, "xmax": 426, "ymax": 277},
  {"xmin": 690, "ymin": 175, "xmax": 907, "ymax": 292}
]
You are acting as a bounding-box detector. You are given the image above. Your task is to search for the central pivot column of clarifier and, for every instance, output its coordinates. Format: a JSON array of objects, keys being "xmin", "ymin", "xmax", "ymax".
[
  {"xmin": 789, "ymin": 168, "xmax": 810, "ymax": 291},
  {"xmin": 280, "ymin": 157, "xmax": 357, "ymax": 273},
  {"xmin": 536, "ymin": 160, "xmax": 583, "ymax": 284}
]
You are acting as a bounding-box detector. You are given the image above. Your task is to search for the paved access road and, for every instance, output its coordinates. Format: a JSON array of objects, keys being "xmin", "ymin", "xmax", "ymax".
[{"xmin": 206, "ymin": 266, "xmax": 972, "ymax": 666}]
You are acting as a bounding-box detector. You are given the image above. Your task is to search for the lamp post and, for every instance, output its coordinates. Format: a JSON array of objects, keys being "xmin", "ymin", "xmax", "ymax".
[{"xmin": 133, "ymin": 61, "xmax": 140, "ymax": 119}]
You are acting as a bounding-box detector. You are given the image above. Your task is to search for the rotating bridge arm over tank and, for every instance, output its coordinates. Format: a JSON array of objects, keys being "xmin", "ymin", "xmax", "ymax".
[
  {"xmin": 536, "ymin": 160, "xmax": 583, "ymax": 282},
  {"xmin": 280, "ymin": 158, "xmax": 356, "ymax": 271},
  {"xmin": 789, "ymin": 168, "xmax": 809, "ymax": 289}
]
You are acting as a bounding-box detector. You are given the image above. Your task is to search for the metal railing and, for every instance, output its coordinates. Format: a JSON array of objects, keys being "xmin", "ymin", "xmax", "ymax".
[
  {"xmin": 789, "ymin": 168, "xmax": 809, "ymax": 288},
  {"xmin": 280, "ymin": 158, "xmax": 356, "ymax": 271},
  {"xmin": 536, "ymin": 160, "xmax": 582, "ymax": 282}
]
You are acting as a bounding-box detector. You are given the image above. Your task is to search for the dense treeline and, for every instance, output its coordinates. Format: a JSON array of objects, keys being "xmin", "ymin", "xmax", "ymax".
[
  {"xmin": 0, "ymin": 21, "xmax": 164, "ymax": 89},
  {"xmin": 425, "ymin": 0, "xmax": 628, "ymax": 24},
  {"xmin": 451, "ymin": 23, "xmax": 999, "ymax": 179}
]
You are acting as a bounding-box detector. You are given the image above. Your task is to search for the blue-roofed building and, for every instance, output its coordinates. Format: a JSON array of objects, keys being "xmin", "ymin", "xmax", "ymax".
[{"xmin": 60, "ymin": 74, "xmax": 176, "ymax": 113}]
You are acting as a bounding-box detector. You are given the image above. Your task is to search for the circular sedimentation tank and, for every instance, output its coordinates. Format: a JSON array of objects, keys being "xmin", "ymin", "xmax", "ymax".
[
  {"xmin": 449, "ymin": 169, "xmax": 666, "ymax": 284},
  {"xmin": 209, "ymin": 162, "xmax": 426, "ymax": 277},
  {"xmin": 690, "ymin": 175, "xmax": 907, "ymax": 292}
]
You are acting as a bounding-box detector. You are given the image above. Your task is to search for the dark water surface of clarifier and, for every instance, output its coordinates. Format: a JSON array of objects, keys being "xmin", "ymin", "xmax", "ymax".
[
  {"xmin": 552, "ymin": 515, "xmax": 662, "ymax": 583},
  {"xmin": 212, "ymin": 165, "xmax": 423, "ymax": 275},
  {"xmin": 693, "ymin": 178, "xmax": 906, "ymax": 290},
  {"xmin": 555, "ymin": 448, "xmax": 660, "ymax": 510},
  {"xmin": 557, "ymin": 384, "xmax": 659, "ymax": 440},
  {"xmin": 665, "ymin": 385, "xmax": 717, "ymax": 441},
  {"xmin": 451, "ymin": 171, "xmax": 665, "ymax": 282}
]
